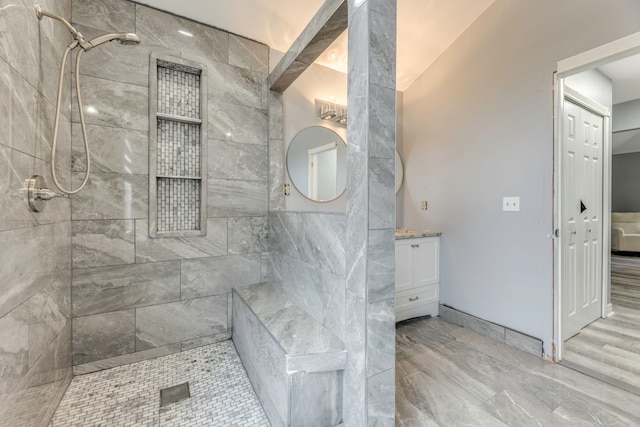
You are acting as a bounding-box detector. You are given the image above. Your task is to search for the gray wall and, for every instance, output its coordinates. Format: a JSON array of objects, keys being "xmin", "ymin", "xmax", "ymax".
[
  {"xmin": 613, "ymin": 98, "xmax": 640, "ymax": 132},
  {"xmin": 402, "ymin": 0, "xmax": 640, "ymax": 354},
  {"xmin": 612, "ymin": 152, "xmax": 640, "ymax": 212},
  {"xmin": 0, "ymin": 0, "xmax": 73, "ymax": 424},
  {"xmin": 68, "ymin": 0, "xmax": 270, "ymax": 372}
]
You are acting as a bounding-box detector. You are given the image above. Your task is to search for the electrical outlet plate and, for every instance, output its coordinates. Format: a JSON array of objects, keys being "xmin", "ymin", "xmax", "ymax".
[
  {"xmin": 503, "ymin": 196, "xmax": 520, "ymax": 212},
  {"xmin": 284, "ymin": 184, "xmax": 290, "ymax": 196}
]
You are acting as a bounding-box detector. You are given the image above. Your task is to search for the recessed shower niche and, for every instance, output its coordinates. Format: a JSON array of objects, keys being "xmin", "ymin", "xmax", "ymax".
[{"xmin": 149, "ymin": 54, "xmax": 208, "ymax": 237}]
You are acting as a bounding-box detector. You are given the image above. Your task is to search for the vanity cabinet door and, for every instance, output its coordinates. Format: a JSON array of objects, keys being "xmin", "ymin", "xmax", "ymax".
[
  {"xmin": 395, "ymin": 241, "xmax": 412, "ymax": 291},
  {"xmin": 411, "ymin": 238, "xmax": 439, "ymax": 288},
  {"xmin": 395, "ymin": 237, "xmax": 439, "ymax": 292}
]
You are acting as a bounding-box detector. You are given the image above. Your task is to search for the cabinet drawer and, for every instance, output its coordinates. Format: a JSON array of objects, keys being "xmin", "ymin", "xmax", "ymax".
[{"xmin": 395, "ymin": 284, "xmax": 438, "ymax": 312}]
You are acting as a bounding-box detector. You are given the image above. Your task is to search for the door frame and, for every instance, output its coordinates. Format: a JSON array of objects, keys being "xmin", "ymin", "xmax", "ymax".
[{"xmin": 553, "ymin": 31, "xmax": 640, "ymax": 361}]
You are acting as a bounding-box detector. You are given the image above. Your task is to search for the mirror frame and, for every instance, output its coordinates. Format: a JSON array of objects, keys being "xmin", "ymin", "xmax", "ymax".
[
  {"xmin": 286, "ymin": 125, "xmax": 347, "ymax": 203},
  {"xmin": 395, "ymin": 150, "xmax": 404, "ymax": 194}
]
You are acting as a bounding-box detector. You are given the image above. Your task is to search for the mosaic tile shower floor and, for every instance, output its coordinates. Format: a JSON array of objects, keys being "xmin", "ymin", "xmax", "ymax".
[{"xmin": 49, "ymin": 340, "xmax": 270, "ymax": 426}]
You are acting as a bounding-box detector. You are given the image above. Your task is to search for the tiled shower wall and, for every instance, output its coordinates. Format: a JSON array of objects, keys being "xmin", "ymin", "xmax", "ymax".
[
  {"xmin": 69, "ymin": 0, "xmax": 270, "ymax": 372},
  {"xmin": 0, "ymin": 0, "xmax": 73, "ymax": 425}
]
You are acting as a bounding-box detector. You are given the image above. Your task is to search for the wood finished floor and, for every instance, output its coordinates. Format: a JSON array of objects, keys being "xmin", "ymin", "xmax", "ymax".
[
  {"xmin": 396, "ymin": 316, "xmax": 640, "ymax": 426},
  {"xmin": 562, "ymin": 254, "xmax": 640, "ymax": 395}
]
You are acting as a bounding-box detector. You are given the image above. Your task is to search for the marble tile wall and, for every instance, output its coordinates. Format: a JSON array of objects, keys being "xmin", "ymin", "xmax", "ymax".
[
  {"xmin": 0, "ymin": 0, "xmax": 73, "ymax": 425},
  {"xmin": 69, "ymin": 0, "xmax": 270, "ymax": 371},
  {"xmin": 345, "ymin": 0, "xmax": 397, "ymax": 425},
  {"xmin": 268, "ymin": 211, "xmax": 347, "ymax": 340}
]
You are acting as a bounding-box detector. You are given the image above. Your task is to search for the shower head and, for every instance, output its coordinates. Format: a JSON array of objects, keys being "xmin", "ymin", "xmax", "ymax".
[{"xmin": 85, "ymin": 33, "xmax": 141, "ymax": 50}]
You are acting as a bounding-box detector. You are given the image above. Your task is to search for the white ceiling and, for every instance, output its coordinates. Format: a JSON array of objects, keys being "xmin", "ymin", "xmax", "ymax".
[{"xmin": 134, "ymin": 0, "xmax": 496, "ymax": 91}]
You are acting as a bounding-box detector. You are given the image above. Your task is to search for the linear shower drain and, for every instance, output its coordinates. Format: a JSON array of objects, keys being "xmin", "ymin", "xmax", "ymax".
[{"xmin": 160, "ymin": 382, "xmax": 190, "ymax": 407}]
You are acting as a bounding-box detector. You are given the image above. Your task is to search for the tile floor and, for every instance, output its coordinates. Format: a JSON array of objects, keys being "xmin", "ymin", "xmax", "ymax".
[{"xmin": 49, "ymin": 340, "xmax": 270, "ymax": 427}]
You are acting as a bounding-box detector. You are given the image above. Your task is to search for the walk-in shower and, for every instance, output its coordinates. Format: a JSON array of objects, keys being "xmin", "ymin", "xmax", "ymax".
[{"xmin": 27, "ymin": 4, "xmax": 140, "ymax": 211}]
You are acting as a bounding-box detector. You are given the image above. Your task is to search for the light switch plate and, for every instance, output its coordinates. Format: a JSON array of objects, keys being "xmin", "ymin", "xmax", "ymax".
[{"xmin": 503, "ymin": 196, "xmax": 520, "ymax": 211}]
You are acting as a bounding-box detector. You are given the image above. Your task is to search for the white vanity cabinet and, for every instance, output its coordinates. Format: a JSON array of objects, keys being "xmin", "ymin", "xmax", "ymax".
[{"xmin": 395, "ymin": 235, "xmax": 440, "ymax": 322}]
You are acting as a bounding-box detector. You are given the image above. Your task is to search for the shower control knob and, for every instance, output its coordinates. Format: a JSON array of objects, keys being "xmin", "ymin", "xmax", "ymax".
[{"xmin": 25, "ymin": 175, "xmax": 67, "ymax": 212}]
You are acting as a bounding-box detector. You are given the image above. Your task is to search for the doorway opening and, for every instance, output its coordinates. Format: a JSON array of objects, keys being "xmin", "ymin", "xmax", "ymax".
[{"xmin": 554, "ymin": 31, "xmax": 640, "ymax": 394}]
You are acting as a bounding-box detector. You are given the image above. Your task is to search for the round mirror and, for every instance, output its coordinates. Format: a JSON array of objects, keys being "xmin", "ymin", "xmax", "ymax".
[
  {"xmin": 286, "ymin": 126, "xmax": 347, "ymax": 202},
  {"xmin": 395, "ymin": 150, "xmax": 404, "ymax": 194}
]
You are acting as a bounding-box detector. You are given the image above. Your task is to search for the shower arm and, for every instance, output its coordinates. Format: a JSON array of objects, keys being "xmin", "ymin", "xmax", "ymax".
[{"xmin": 34, "ymin": 4, "xmax": 91, "ymax": 49}]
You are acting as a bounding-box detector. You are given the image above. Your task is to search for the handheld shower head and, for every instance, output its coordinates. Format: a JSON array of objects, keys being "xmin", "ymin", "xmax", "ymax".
[{"xmin": 85, "ymin": 33, "xmax": 141, "ymax": 50}]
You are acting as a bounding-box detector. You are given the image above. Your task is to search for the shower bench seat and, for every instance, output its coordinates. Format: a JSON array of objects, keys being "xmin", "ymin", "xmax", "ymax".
[{"xmin": 232, "ymin": 283, "xmax": 346, "ymax": 427}]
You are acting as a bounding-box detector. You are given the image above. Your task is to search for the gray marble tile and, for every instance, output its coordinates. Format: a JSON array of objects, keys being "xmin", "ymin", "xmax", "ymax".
[
  {"xmin": 0, "ymin": 304, "xmax": 29, "ymax": 401},
  {"xmin": 71, "ymin": 0, "xmax": 135, "ymax": 33},
  {"xmin": 399, "ymin": 370, "xmax": 508, "ymax": 426},
  {"xmin": 369, "ymin": 0, "xmax": 397, "ymax": 18},
  {"xmin": 27, "ymin": 282, "xmax": 69, "ymax": 367},
  {"xmin": 208, "ymin": 139, "xmax": 268, "ymax": 182},
  {"xmin": 0, "ymin": 60, "xmax": 38, "ymax": 157},
  {"xmin": 228, "ymin": 216, "xmax": 268, "ymax": 255},
  {"xmin": 343, "ymin": 289, "xmax": 367, "ymax": 426},
  {"xmin": 368, "ymin": 156, "xmax": 395, "ymax": 230},
  {"xmin": 269, "ymin": 139, "xmax": 285, "ymax": 211},
  {"xmin": 135, "ymin": 218, "xmax": 227, "ymax": 263},
  {"xmin": 367, "ymin": 298, "xmax": 395, "ymax": 376},
  {"xmin": 69, "ymin": 23, "xmax": 153, "ymax": 88},
  {"xmin": 369, "ymin": 11, "xmax": 396, "ymax": 91},
  {"xmin": 71, "ymin": 173, "xmax": 148, "ymax": 220},
  {"xmin": 505, "ymin": 328, "xmax": 543, "ymax": 357},
  {"xmin": 136, "ymin": 295, "xmax": 227, "ymax": 351},
  {"xmin": 346, "ymin": 152, "xmax": 369, "ymax": 297},
  {"xmin": 395, "ymin": 394, "xmax": 439, "ymax": 427},
  {"xmin": 0, "ymin": 0, "xmax": 40, "ymax": 91},
  {"xmin": 208, "ymin": 102, "xmax": 267, "ymax": 145},
  {"xmin": 72, "ymin": 261, "xmax": 181, "ymax": 317},
  {"xmin": 270, "ymin": 211, "xmax": 346, "ymax": 276},
  {"xmin": 0, "ymin": 146, "xmax": 41, "ymax": 231},
  {"xmin": 72, "ymin": 74, "xmax": 148, "ymax": 131},
  {"xmin": 260, "ymin": 251, "xmax": 270, "ymax": 282},
  {"xmin": 269, "ymin": 250, "xmax": 346, "ymax": 341},
  {"xmin": 368, "ymin": 368, "xmax": 395, "ymax": 427},
  {"xmin": 439, "ymin": 305, "xmax": 506, "ymax": 343},
  {"xmin": 234, "ymin": 284, "xmax": 346, "ymax": 364},
  {"xmin": 136, "ymin": 4, "xmax": 228, "ymax": 64},
  {"xmin": 229, "ymin": 35, "xmax": 269, "ymax": 74},
  {"xmin": 482, "ymin": 389, "xmax": 565, "ymax": 427},
  {"xmin": 369, "ymin": 84, "xmax": 396, "ymax": 160},
  {"xmin": 232, "ymin": 295, "xmax": 288, "ymax": 426},
  {"xmin": 73, "ymin": 343, "xmax": 181, "ymax": 375},
  {"xmin": 268, "ymin": 91, "xmax": 283, "ymax": 140},
  {"xmin": 181, "ymin": 254, "xmax": 261, "ymax": 300},
  {"xmin": 207, "ymin": 178, "xmax": 267, "ymax": 217},
  {"xmin": 72, "ymin": 124, "xmax": 148, "ymax": 174},
  {"xmin": 290, "ymin": 371, "xmax": 343, "ymax": 426},
  {"xmin": 180, "ymin": 331, "xmax": 231, "ymax": 351},
  {"xmin": 0, "ymin": 223, "xmax": 67, "ymax": 319},
  {"xmin": 553, "ymin": 394, "xmax": 639, "ymax": 426},
  {"xmin": 72, "ymin": 219, "xmax": 135, "ymax": 268},
  {"xmin": 346, "ymin": 7, "xmax": 369, "ymax": 155},
  {"xmin": 368, "ymin": 228, "xmax": 395, "ymax": 303},
  {"xmin": 207, "ymin": 59, "xmax": 265, "ymax": 109},
  {"xmin": 72, "ymin": 310, "xmax": 135, "ymax": 365}
]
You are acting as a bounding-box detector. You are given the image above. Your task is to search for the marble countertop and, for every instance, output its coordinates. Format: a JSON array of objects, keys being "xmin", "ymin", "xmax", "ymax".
[{"xmin": 395, "ymin": 229, "xmax": 442, "ymax": 239}]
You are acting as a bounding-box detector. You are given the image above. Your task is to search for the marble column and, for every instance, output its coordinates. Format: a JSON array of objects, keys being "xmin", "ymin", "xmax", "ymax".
[{"xmin": 345, "ymin": 0, "xmax": 397, "ymax": 425}]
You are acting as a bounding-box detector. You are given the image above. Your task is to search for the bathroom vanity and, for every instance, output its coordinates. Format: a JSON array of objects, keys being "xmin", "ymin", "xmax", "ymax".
[{"xmin": 395, "ymin": 230, "xmax": 441, "ymax": 322}]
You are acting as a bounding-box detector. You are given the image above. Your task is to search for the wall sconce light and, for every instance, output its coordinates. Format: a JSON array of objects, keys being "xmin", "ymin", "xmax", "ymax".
[{"xmin": 316, "ymin": 98, "xmax": 347, "ymax": 125}]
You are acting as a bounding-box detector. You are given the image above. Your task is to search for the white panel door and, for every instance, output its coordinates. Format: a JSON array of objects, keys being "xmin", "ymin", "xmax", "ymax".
[{"xmin": 561, "ymin": 98, "xmax": 603, "ymax": 340}]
